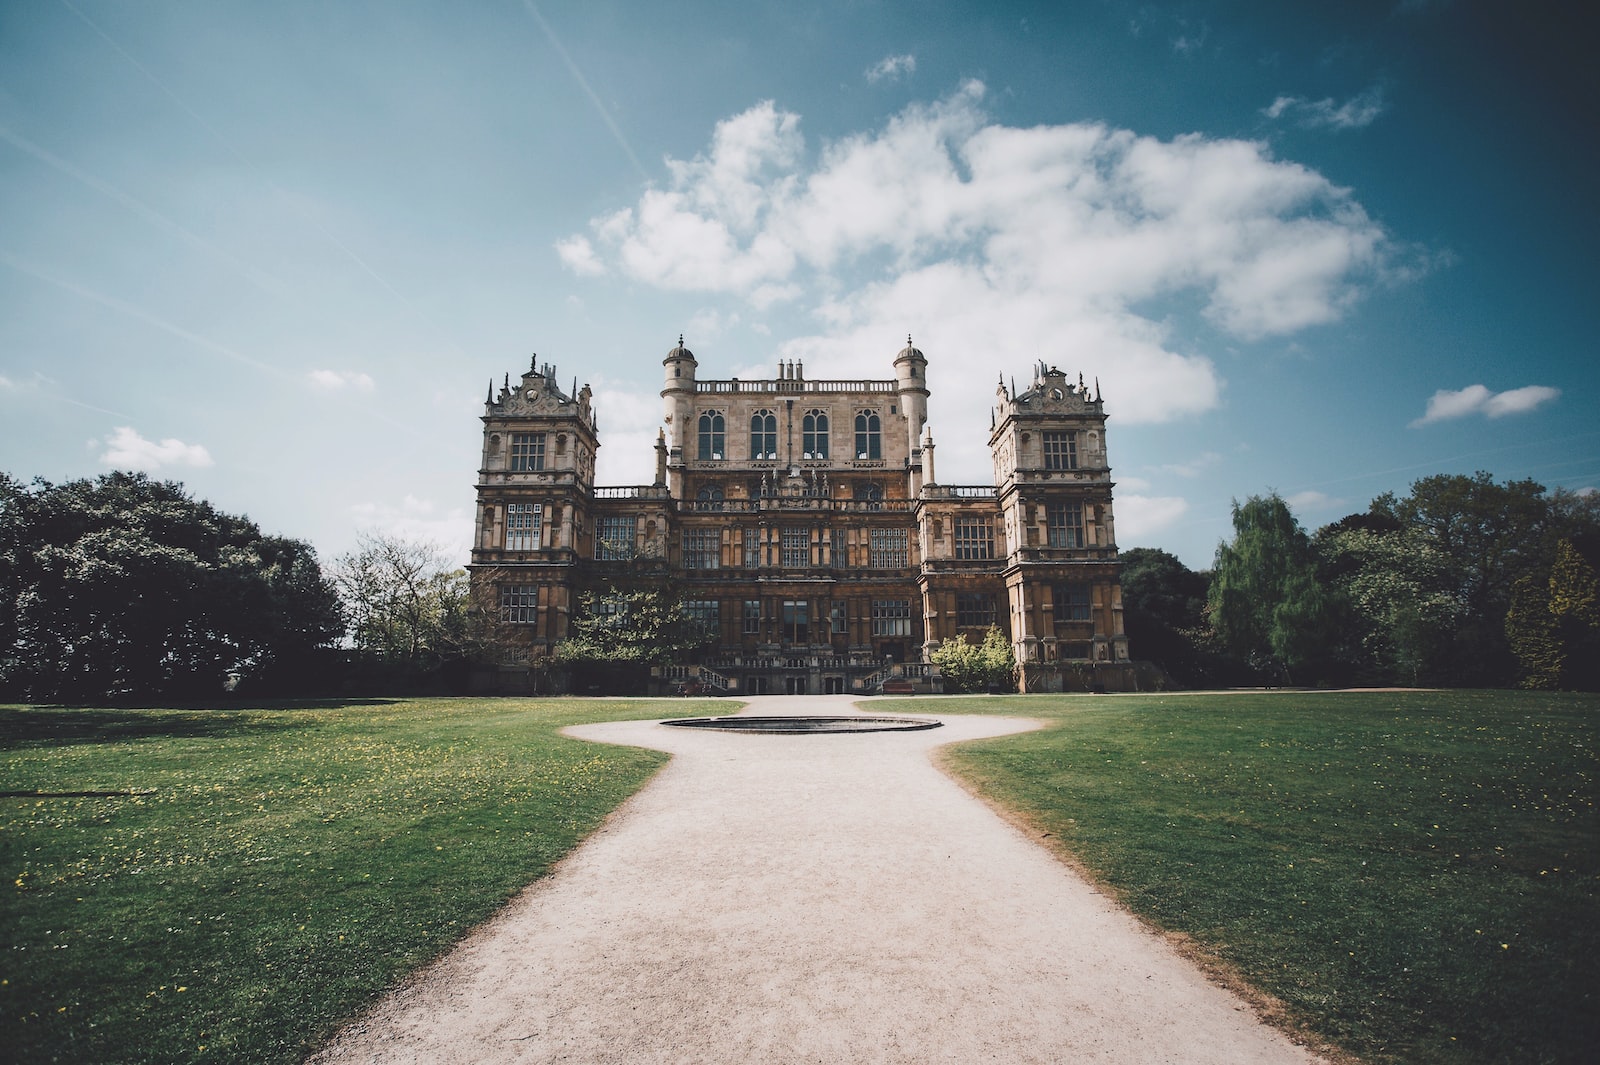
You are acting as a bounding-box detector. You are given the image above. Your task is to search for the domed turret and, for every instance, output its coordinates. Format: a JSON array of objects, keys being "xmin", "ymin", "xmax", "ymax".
[{"xmin": 661, "ymin": 334, "xmax": 698, "ymax": 460}]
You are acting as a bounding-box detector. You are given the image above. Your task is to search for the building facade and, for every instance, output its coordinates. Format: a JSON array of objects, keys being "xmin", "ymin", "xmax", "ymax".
[{"xmin": 468, "ymin": 339, "xmax": 1132, "ymax": 694}]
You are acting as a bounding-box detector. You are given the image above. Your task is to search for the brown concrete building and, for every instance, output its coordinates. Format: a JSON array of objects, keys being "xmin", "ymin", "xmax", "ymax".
[{"xmin": 468, "ymin": 338, "xmax": 1133, "ymax": 694}]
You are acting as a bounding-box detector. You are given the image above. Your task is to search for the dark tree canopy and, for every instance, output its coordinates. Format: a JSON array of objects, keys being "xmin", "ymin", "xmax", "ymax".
[
  {"xmin": 0, "ymin": 472, "xmax": 343, "ymax": 702},
  {"xmin": 1209, "ymin": 493, "xmax": 1340, "ymax": 683}
]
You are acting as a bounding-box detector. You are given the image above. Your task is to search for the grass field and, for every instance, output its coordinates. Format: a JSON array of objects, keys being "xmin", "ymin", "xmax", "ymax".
[
  {"xmin": 915, "ymin": 690, "xmax": 1600, "ymax": 1065},
  {"xmin": 2, "ymin": 697, "xmax": 721, "ymax": 1065}
]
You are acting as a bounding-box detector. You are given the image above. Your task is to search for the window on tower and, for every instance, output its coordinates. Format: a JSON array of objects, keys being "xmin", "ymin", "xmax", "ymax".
[{"xmin": 510, "ymin": 433, "xmax": 546, "ymax": 471}]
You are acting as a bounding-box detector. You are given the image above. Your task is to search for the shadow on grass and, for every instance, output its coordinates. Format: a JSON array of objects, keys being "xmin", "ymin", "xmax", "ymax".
[{"xmin": 0, "ymin": 699, "xmax": 398, "ymax": 750}]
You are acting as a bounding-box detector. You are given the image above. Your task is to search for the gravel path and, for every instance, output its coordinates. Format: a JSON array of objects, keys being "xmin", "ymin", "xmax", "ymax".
[{"xmin": 309, "ymin": 696, "xmax": 1325, "ymax": 1064}]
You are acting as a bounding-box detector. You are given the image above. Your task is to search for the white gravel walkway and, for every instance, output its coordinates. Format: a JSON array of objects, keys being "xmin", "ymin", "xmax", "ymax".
[{"xmin": 309, "ymin": 695, "xmax": 1325, "ymax": 1064}]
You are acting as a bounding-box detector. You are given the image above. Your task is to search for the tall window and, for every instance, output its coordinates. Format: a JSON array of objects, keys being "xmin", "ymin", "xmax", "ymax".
[
  {"xmin": 803, "ymin": 410, "xmax": 830, "ymax": 459},
  {"xmin": 831, "ymin": 602, "xmax": 847, "ymax": 634},
  {"xmin": 782, "ymin": 600, "xmax": 809, "ymax": 644},
  {"xmin": 743, "ymin": 599, "xmax": 762, "ymax": 636},
  {"xmin": 596, "ymin": 516, "xmax": 633, "ymax": 559},
  {"xmin": 830, "ymin": 527, "xmax": 845, "ymax": 568},
  {"xmin": 743, "ymin": 527, "xmax": 762, "ymax": 568},
  {"xmin": 782, "ymin": 527, "xmax": 810, "ymax": 568},
  {"xmin": 956, "ymin": 593, "xmax": 996, "ymax": 629},
  {"xmin": 854, "ymin": 410, "xmax": 882, "ymax": 460},
  {"xmin": 1047, "ymin": 501, "xmax": 1085, "ymax": 548},
  {"xmin": 683, "ymin": 528, "xmax": 721, "ymax": 570},
  {"xmin": 869, "ymin": 528, "xmax": 908, "ymax": 568},
  {"xmin": 697, "ymin": 411, "xmax": 725, "ymax": 460},
  {"xmin": 500, "ymin": 585, "xmax": 538, "ymax": 625},
  {"xmin": 510, "ymin": 433, "xmax": 546, "ymax": 471},
  {"xmin": 684, "ymin": 600, "xmax": 719, "ymax": 636},
  {"xmin": 505, "ymin": 502, "xmax": 542, "ymax": 550},
  {"xmin": 1055, "ymin": 582, "xmax": 1092, "ymax": 621},
  {"xmin": 954, "ymin": 518, "xmax": 994, "ymax": 560},
  {"xmin": 872, "ymin": 599, "xmax": 911, "ymax": 636},
  {"xmin": 1043, "ymin": 431, "xmax": 1078, "ymax": 471},
  {"xmin": 750, "ymin": 409, "xmax": 777, "ymax": 460}
]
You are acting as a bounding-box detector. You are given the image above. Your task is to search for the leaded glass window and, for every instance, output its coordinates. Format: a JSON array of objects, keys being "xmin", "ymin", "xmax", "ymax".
[
  {"xmin": 505, "ymin": 502, "xmax": 542, "ymax": 550},
  {"xmin": 510, "ymin": 433, "xmax": 546, "ymax": 471}
]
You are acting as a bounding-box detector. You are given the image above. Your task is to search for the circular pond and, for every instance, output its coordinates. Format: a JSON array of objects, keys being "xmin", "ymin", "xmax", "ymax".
[{"xmin": 661, "ymin": 715, "xmax": 942, "ymax": 734}]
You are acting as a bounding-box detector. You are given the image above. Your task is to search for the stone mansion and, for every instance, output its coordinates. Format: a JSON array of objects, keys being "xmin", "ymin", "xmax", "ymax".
[{"xmin": 467, "ymin": 338, "xmax": 1133, "ymax": 694}]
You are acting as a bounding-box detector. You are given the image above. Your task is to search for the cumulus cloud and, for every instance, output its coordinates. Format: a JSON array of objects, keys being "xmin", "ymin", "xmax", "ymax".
[
  {"xmin": 1116, "ymin": 494, "xmax": 1191, "ymax": 542},
  {"xmin": 1285, "ymin": 490, "xmax": 1345, "ymax": 512},
  {"xmin": 309, "ymin": 369, "xmax": 375, "ymax": 391},
  {"xmin": 866, "ymin": 53, "xmax": 916, "ymax": 83},
  {"xmin": 347, "ymin": 495, "xmax": 471, "ymax": 564},
  {"xmin": 561, "ymin": 82, "xmax": 1397, "ymax": 479},
  {"xmin": 1411, "ymin": 383, "xmax": 1561, "ymax": 426},
  {"xmin": 99, "ymin": 427, "xmax": 213, "ymax": 470},
  {"xmin": 1264, "ymin": 87, "xmax": 1386, "ymax": 130},
  {"xmin": 555, "ymin": 235, "xmax": 606, "ymax": 276}
]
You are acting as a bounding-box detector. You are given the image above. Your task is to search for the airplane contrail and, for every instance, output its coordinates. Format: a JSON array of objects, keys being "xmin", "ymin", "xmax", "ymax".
[{"xmin": 520, "ymin": 0, "xmax": 652, "ymax": 183}]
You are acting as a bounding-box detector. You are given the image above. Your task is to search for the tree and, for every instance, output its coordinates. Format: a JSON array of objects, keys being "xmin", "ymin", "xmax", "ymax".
[
  {"xmin": 931, "ymin": 626, "xmax": 1016, "ymax": 693},
  {"xmin": 1209, "ymin": 493, "xmax": 1339, "ymax": 684},
  {"xmin": 1507, "ymin": 538, "xmax": 1600, "ymax": 690},
  {"xmin": 331, "ymin": 532, "xmax": 470, "ymax": 668},
  {"xmin": 1119, "ymin": 547, "xmax": 1218, "ymax": 685},
  {"xmin": 0, "ymin": 472, "xmax": 343, "ymax": 702},
  {"xmin": 1313, "ymin": 524, "xmax": 1463, "ymax": 685},
  {"xmin": 551, "ymin": 584, "xmax": 716, "ymax": 693},
  {"xmin": 1370, "ymin": 472, "xmax": 1549, "ymax": 684}
]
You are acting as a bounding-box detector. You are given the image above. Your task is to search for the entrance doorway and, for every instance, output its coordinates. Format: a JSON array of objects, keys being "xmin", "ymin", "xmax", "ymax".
[
  {"xmin": 785, "ymin": 676, "xmax": 807, "ymax": 695},
  {"xmin": 823, "ymin": 675, "xmax": 845, "ymax": 694}
]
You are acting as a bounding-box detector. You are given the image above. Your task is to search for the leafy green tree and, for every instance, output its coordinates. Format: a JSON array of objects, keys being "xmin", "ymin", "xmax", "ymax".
[
  {"xmin": 1370, "ymin": 472, "xmax": 1549, "ymax": 684},
  {"xmin": 554, "ymin": 586, "xmax": 714, "ymax": 664},
  {"xmin": 931, "ymin": 625, "xmax": 1016, "ymax": 693},
  {"xmin": 331, "ymin": 532, "xmax": 469, "ymax": 667},
  {"xmin": 0, "ymin": 472, "xmax": 343, "ymax": 701},
  {"xmin": 1209, "ymin": 493, "xmax": 1339, "ymax": 684},
  {"xmin": 1119, "ymin": 547, "xmax": 1219, "ymax": 685},
  {"xmin": 1507, "ymin": 538, "xmax": 1600, "ymax": 690},
  {"xmin": 1314, "ymin": 524, "xmax": 1463, "ymax": 685}
]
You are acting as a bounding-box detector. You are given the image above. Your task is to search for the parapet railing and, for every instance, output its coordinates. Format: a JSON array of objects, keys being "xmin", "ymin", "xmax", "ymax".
[{"xmin": 694, "ymin": 378, "xmax": 899, "ymax": 394}]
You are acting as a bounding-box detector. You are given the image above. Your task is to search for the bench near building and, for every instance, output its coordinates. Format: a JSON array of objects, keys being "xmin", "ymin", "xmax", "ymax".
[{"xmin": 468, "ymin": 337, "xmax": 1135, "ymax": 695}]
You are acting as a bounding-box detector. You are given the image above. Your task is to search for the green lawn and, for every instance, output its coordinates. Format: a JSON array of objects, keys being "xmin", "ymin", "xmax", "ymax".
[
  {"xmin": 2, "ymin": 697, "xmax": 720, "ymax": 1065},
  {"xmin": 914, "ymin": 690, "xmax": 1600, "ymax": 1065}
]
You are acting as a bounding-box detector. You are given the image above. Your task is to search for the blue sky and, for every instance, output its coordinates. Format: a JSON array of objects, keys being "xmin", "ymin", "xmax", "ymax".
[{"xmin": 2, "ymin": 0, "xmax": 1594, "ymax": 569}]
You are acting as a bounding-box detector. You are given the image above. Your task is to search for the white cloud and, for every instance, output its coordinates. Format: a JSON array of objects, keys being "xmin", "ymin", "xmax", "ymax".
[
  {"xmin": 1577, "ymin": 486, "xmax": 1598, "ymax": 498},
  {"xmin": 591, "ymin": 380, "xmax": 662, "ymax": 486},
  {"xmin": 1116, "ymin": 494, "xmax": 1190, "ymax": 543},
  {"xmin": 99, "ymin": 426, "xmax": 213, "ymax": 470},
  {"xmin": 866, "ymin": 53, "xmax": 916, "ymax": 84},
  {"xmin": 347, "ymin": 495, "xmax": 472, "ymax": 565},
  {"xmin": 1264, "ymin": 87, "xmax": 1386, "ymax": 130},
  {"xmin": 1160, "ymin": 451, "xmax": 1223, "ymax": 478},
  {"xmin": 562, "ymin": 82, "xmax": 1397, "ymax": 479},
  {"xmin": 1411, "ymin": 383, "xmax": 1560, "ymax": 426},
  {"xmin": 0, "ymin": 374, "xmax": 15, "ymax": 390},
  {"xmin": 1285, "ymin": 490, "xmax": 1345, "ymax": 513},
  {"xmin": 308, "ymin": 369, "xmax": 376, "ymax": 391},
  {"xmin": 555, "ymin": 234, "xmax": 606, "ymax": 276}
]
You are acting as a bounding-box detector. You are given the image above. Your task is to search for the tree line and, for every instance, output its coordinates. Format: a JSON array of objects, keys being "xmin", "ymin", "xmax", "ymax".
[
  {"xmin": 4, "ymin": 469, "xmax": 1597, "ymax": 702},
  {"xmin": 1125, "ymin": 472, "xmax": 1600, "ymax": 690},
  {"xmin": 0, "ymin": 473, "xmax": 484, "ymax": 702}
]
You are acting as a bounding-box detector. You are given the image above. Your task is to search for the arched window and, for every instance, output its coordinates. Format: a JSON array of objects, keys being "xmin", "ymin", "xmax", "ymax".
[
  {"xmin": 698, "ymin": 411, "xmax": 725, "ymax": 460},
  {"xmin": 854, "ymin": 410, "xmax": 881, "ymax": 460},
  {"xmin": 750, "ymin": 409, "xmax": 777, "ymax": 460},
  {"xmin": 695, "ymin": 484, "xmax": 724, "ymax": 511},
  {"xmin": 803, "ymin": 410, "xmax": 829, "ymax": 459}
]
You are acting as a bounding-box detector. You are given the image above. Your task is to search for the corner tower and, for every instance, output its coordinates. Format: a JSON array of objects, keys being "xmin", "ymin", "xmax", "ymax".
[{"xmin": 989, "ymin": 362, "xmax": 1129, "ymax": 687}]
